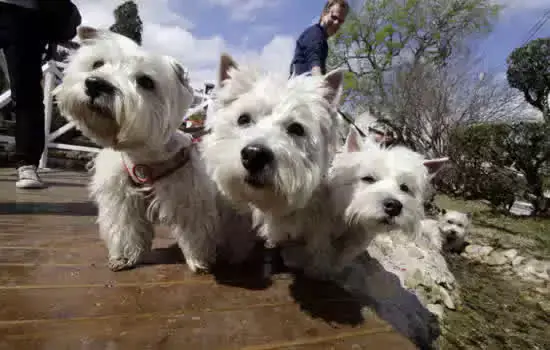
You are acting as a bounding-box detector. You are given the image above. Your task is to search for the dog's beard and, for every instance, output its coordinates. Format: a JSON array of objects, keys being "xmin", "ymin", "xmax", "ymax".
[
  {"xmin": 57, "ymin": 93, "xmax": 119, "ymax": 147},
  {"xmin": 87, "ymin": 95, "xmax": 115, "ymax": 120},
  {"xmin": 208, "ymin": 146, "xmax": 323, "ymax": 215},
  {"xmin": 245, "ymin": 165, "xmax": 321, "ymax": 215},
  {"xmin": 346, "ymin": 201, "xmax": 420, "ymax": 236}
]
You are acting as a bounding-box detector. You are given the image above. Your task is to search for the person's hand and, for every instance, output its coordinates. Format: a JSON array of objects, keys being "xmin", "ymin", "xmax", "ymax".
[
  {"xmin": 43, "ymin": 43, "xmax": 57, "ymax": 62},
  {"xmin": 311, "ymin": 66, "xmax": 322, "ymax": 76}
]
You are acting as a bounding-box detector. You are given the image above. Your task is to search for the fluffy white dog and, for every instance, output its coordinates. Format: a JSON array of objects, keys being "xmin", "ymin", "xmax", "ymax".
[
  {"xmin": 279, "ymin": 128, "xmax": 447, "ymax": 278},
  {"xmin": 420, "ymin": 209, "xmax": 471, "ymax": 253},
  {"xmin": 202, "ymin": 54, "xmax": 344, "ymax": 241},
  {"xmin": 54, "ymin": 27, "xmax": 254, "ymax": 272}
]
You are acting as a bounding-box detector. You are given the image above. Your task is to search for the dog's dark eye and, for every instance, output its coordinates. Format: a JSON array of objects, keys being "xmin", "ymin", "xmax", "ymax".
[
  {"xmin": 447, "ymin": 220, "xmax": 454, "ymax": 225},
  {"xmin": 457, "ymin": 223, "xmax": 463, "ymax": 228},
  {"xmin": 400, "ymin": 184, "xmax": 410, "ymax": 193},
  {"xmin": 287, "ymin": 122, "xmax": 305, "ymax": 137},
  {"xmin": 92, "ymin": 60, "xmax": 104, "ymax": 69},
  {"xmin": 361, "ymin": 175, "xmax": 376, "ymax": 183},
  {"xmin": 237, "ymin": 113, "xmax": 252, "ymax": 126},
  {"xmin": 136, "ymin": 74, "xmax": 155, "ymax": 90}
]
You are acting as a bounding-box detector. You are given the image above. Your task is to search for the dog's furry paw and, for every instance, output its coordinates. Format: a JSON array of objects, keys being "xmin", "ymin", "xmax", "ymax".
[
  {"xmin": 185, "ymin": 257, "xmax": 211, "ymax": 274},
  {"xmin": 108, "ymin": 257, "xmax": 138, "ymax": 271}
]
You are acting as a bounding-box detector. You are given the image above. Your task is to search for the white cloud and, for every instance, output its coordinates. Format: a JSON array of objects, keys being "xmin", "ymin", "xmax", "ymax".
[
  {"xmin": 71, "ymin": 0, "xmax": 295, "ymax": 90},
  {"xmin": 206, "ymin": 0, "xmax": 282, "ymax": 22}
]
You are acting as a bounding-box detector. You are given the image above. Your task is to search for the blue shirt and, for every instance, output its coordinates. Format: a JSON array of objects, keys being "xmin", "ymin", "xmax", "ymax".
[{"xmin": 290, "ymin": 23, "xmax": 328, "ymax": 76}]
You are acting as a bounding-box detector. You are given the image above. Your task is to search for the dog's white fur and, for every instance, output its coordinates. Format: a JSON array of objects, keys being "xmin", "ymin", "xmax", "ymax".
[
  {"xmin": 280, "ymin": 129, "xmax": 445, "ymax": 276},
  {"xmin": 277, "ymin": 128, "xmax": 447, "ymax": 278},
  {"xmin": 420, "ymin": 209, "xmax": 471, "ymax": 253},
  {"xmin": 203, "ymin": 54, "xmax": 344, "ymax": 236},
  {"xmin": 54, "ymin": 27, "xmax": 254, "ymax": 272}
]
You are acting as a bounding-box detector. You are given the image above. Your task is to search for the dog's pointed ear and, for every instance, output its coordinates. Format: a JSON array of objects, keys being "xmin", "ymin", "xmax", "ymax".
[
  {"xmin": 466, "ymin": 212, "xmax": 472, "ymax": 220},
  {"xmin": 344, "ymin": 127, "xmax": 362, "ymax": 153},
  {"xmin": 440, "ymin": 208, "xmax": 447, "ymax": 216},
  {"xmin": 77, "ymin": 26, "xmax": 100, "ymax": 41},
  {"xmin": 423, "ymin": 157, "xmax": 449, "ymax": 179},
  {"xmin": 323, "ymin": 68, "xmax": 345, "ymax": 107},
  {"xmin": 219, "ymin": 53, "xmax": 238, "ymax": 85}
]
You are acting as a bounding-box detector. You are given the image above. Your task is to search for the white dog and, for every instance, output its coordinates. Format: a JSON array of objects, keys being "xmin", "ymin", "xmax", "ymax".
[
  {"xmin": 420, "ymin": 209, "xmax": 471, "ymax": 253},
  {"xmin": 54, "ymin": 27, "xmax": 254, "ymax": 272},
  {"xmin": 202, "ymin": 54, "xmax": 344, "ymax": 242},
  {"xmin": 277, "ymin": 128, "xmax": 447, "ymax": 278}
]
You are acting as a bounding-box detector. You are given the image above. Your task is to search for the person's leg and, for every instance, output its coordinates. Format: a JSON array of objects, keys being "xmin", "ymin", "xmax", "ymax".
[{"xmin": 2, "ymin": 4, "xmax": 47, "ymax": 188}]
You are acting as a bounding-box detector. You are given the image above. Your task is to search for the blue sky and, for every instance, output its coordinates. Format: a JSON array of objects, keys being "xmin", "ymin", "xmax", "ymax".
[
  {"xmin": 475, "ymin": 5, "xmax": 550, "ymax": 74},
  {"xmin": 168, "ymin": 0, "xmax": 549, "ymax": 78},
  {"xmin": 168, "ymin": 0, "xmax": 320, "ymax": 55},
  {"xmin": 74, "ymin": 0, "xmax": 549, "ymax": 88}
]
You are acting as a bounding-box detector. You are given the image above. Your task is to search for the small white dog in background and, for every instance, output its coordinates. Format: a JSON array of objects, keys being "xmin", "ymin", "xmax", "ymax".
[
  {"xmin": 55, "ymin": 27, "xmax": 254, "ymax": 272},
  {"xmin": 202, "ymin": 53, "xmax": 344, "ymax": 242},
  {"xmin": 421, "ymin": 209, "xmax": 471, "ymax": 253}
]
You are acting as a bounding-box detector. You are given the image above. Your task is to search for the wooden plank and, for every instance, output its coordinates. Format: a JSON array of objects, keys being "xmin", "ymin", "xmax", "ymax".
[
  {"xmin": 0, "ymin": 168, "xmax": 418, "ymax": 349},
  {"xmin": 0, "ymin": 312, "xmax": 411, "ymax": 350}
]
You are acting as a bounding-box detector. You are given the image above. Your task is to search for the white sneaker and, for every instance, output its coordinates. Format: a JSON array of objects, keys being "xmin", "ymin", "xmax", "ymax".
[{"xmin": 16, "ymin": 165, "xmax": 46, "ymax": 189}]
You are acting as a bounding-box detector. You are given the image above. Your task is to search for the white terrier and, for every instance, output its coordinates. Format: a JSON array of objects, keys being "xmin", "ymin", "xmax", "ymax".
[
  {"xmin": 202, "ymin": 54, "xmax": 344, "ymax": 243},
  {"xmin": 54, "ymin": 27, "xmax": 254, "ymax": 272},
  {"xmin": 421, "ymin": 209, "xmax": 471, "ymax": 253},
  {"xmin": 279, "ymin": 128, "xmax": 447, "ymax": 278}
]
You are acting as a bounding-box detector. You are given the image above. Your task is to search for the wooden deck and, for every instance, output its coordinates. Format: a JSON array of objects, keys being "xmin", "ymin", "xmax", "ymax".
[{"xmin": 0, "ymin": 168, "xmax": 417, "ymax": 349}]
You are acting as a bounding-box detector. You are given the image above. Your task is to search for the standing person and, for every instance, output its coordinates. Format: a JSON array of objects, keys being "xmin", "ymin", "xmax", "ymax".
[
  {"xmin": 0, "ymin": 0, "xmax": 80, "ymax": 189},
  {"xmin": 289, "ymin": 0, "xmax": 349, "ymax": 77}
]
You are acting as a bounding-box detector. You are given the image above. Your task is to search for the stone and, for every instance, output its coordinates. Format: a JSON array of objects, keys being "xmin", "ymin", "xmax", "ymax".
[
  {"xmin": 502, "ymin": 249, "xmax": 518, "ymax": 261},
  {"xmin": 427, "ymin": 303, "xmax": 444, "ymax": 319},
  {"xmin": 464, "ymin": 244, "xmax": 483, "ymax": 255},
  {"xmin": 537, "ymin": 301, "xmax": 550, "ymax": 315},
  {"xmin": 478, "ymin": 245, "xmax": 494, "ymax": 257},
  {"xmin": 438, "ymin": 286, "xmax": 456, "ymax": 310},
  {"xmin": 463, "ymin": 244, "xmax": 494, "ymax": 261},
  {"xmin": 486, "ymin": 251, "xmax": 509, "ymax": 266},
  {"xmin": 511, "ymin": 256, "xmax": 526, "ymax": 267},
  {"xmin": 366, "ymin": 231, "xmax": 459, "ymax": 321}
]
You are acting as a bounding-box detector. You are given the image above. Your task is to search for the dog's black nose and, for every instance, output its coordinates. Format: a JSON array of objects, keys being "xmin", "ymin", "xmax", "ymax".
[
  {"xmin": 383, "ymin": 198, "xmax": 402, "ymax": 217},
  {"xmin": 85, "ymin": 76, "xmax": 115, "ymax": 98},
  {"xmin": 241, "ymin": 143, "xmax": 274, "ymax": 173}
]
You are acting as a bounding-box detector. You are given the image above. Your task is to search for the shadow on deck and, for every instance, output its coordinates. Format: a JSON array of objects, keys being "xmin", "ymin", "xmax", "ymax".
[{"xmin": 0, "ymin": 168, "xmax": 436, "ymax": 349}]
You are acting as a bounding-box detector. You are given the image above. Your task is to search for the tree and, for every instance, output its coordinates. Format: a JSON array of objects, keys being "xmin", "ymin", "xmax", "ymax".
[
  {"xmin": 506, "ymin": 37, "xmax": 550, "ymax": 122},
  {"xmin": 328, "ymin": 0, "xmax": 501, "ymax": 111},
  {"xmin": 501, "ymin": 122, "xmax": 550, "ymax": 214},
  {"xmin": 109, "ymin": 1, "xmax": 143, "ymax": 45},
  {"xmin": 446, "ymin": 121, "xmax": 549, "ymax": 215},
  {"xmin": 373, "ymin": 51, "xmax": 514, "ymax": 157}
]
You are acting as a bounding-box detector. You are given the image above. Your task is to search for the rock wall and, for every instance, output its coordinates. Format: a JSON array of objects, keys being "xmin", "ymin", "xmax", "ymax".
[
  {"xmin": 366, "ymin": 231, "xmax": 460, "ymax": 320},
  {"xmin": 461, "ymin": 244, "xmax": 550, "ymax": 283}
]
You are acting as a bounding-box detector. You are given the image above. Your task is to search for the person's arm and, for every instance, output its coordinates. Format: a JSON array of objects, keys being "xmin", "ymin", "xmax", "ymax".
[{"xmin": 303, "ymin": 27, "xmax": 326, "ymax": 76}]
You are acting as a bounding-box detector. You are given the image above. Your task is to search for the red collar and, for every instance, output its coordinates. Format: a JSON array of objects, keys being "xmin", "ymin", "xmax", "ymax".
[{"xmin": 123, "ymin": 146, "xmax": 192, "ymax": 186}]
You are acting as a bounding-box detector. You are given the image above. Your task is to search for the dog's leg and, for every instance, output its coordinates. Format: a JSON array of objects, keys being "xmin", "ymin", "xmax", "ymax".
[
  {"xmin": 96, "ymin": 191, "xmax": 154, "ymax": 271},
  {"xmin": 171, "ymin": 225, "xmax": 216, "ymax": 273},
  {"xmin": 333, "ymin": 229, "xmax": 372, "ymax": 271},
  {"xmin": 302, "ymin": 234, "xmax": 337, "ymax": 280}
]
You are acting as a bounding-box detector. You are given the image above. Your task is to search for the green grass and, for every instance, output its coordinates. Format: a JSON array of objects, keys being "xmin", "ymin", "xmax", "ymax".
[
  {"xmin": 441, "ymin": 257, "xmax": 550, "ymax": 350},
  {"xmin": 435, "ymin": 195, "xmax": 550, "ymax": 259},
  {"xmin": 433, "ymin": 195, "xmax": 550, "ymax": 349}
]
